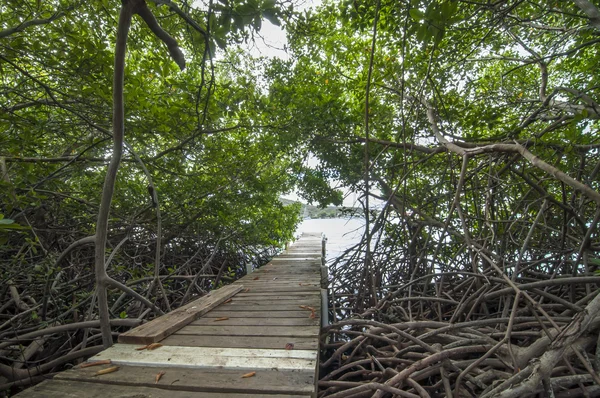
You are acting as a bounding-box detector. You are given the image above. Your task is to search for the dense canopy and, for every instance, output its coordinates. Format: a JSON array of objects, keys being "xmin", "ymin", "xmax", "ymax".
[{"xmin": 2, "ymin": 0, "xmax": 600, "ymax": 396}]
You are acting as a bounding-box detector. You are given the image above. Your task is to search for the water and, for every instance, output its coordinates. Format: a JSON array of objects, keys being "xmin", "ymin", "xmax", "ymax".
[{"xmin": 296, "ymin": 218, "xmax": 365, "ymax": 262}]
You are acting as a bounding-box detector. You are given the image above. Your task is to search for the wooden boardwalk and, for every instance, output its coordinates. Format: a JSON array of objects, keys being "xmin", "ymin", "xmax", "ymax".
[{"xmin": 17, "ymin": 233, "xmax": 325, "ymax": 398}]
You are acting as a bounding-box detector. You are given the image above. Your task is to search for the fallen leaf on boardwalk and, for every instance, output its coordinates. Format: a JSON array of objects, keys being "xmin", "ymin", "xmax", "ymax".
[
  {"xmin": 223, "ymin": 298, "xmax": 233, "ymax": 304},
  {"xmin": 241, "ymin": 371, "xmax": 256, "ymax": 378},
  {"xmin": 147, "ymin": 343, "xmax": 163, "ymax": 350},
  {"xmin": 285, "ymin": 343, "xmax": 294, "ymax": 350},
  {"xmin": 253, "ymin": 276, "xmax": 260, "ymax": 280},
  {"xmin": 243, "ymin": 288, "xmax": 250, "ymax": 293},
  {"xmin": 79, "ymin": 360, "xmax": 111, "ymax": 368},
  {"xmin": 299, "ymin": 305, "xmax": 308, "ymax": 309},
  {"xmin": 309, "ymin": 310, "xmax": 316, "ymax": 319},
  {"xmin": 95, "ymin": 366, "xmax": 119, "ymax": 376},
  {"xmin": 214, "ymin": 317, "xmax": 229, "ymax": 321},
  {"xmin": 135, "ymin": 344, "xmax": 150, "ymax": 350},
  {"xmin": 155, "ymin": 371, "xmax": 166, "ymax": 384}
]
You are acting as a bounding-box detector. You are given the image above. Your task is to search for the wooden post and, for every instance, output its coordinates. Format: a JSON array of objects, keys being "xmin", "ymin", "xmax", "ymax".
[
  {"xmin": 320, "ymin": 234, "xmax": 329, "ymax": 326},
  {"xmin": 246, "ymin": 263, "xmax": 253, "ymax": 275},
  {"xmin": 321, "ymin": 288, "xmax": 329, "ymax": 327}
]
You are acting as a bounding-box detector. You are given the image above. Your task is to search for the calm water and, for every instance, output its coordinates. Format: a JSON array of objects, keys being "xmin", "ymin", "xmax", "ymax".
[{"xmin": 296, "ymin": 218, "xmax": 365, "ymax": 262}]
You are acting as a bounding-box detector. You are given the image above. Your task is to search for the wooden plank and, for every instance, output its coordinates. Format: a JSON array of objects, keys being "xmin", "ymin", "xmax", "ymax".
[
  {"xmin": 205, "ymin": 310, "xmax": 317, "ymax": 318},
  {"xmin": 271, "ymin": 256, "xmax": 321, "ymax": 263},
  {"xmin": 90, "ymin": 344, "xmax": 316, "ymax": 371},
  {"xmin": 236, "ymin": 278, "xmax": 320, "ymax": 283},
  {"xmin": 275, "ymin": 254, "xmax": 321, "ymax": 258},
  {"xmin": 246, "ymin": 273, "xmax": 320, "ymax": 277},
  {"xmin": 225, "ymin": 298, "xmax": 320, "ymax": 305},
  {"xmin": 266, "ymin": 261, "xmax": 321, "ymax": 266},
  {"xmin": 118, "ymin": 284, "xmax": 243, "ymax": 345},
  {"xmin": 190, "ymin": 316, "xmax": 319, "ymax": 326},
  {"xmin": 230, "ymin": 287, "xmax": 321, "ymax": 293},
  {"xmin": 95, "ymin": 344, "xmax": 317, "ymax": 360},
  {"xmin": 238, "ymin": 279, "xmax": 318, "ymax": 284},
  {"xmin": 162, "ymin": 334, "xmax": 319, "ymax": 350},
  {"xmin": 234, "ymin": 290, "xmax": 319, "ymax": 300},
  {"xmin": 254, "ymin": 271, "xmax": 320, "ymax": 275},
  {"xmin": 235, "ymin": 289, "xmax": 319, "ymax": 300},
  {"xmin": 256, "ymin": 265, "xmax": 319, "ymax": 268},
  {"xmin": 17, "ymin": 380, "xmax": 310, "ymax": 398},
  {"xmin": 248, "ymin": 266, "xmax": 320, "ymax": 271},
  {"xmin": 213, "ymin": 304, "xmax": 319, "ymax": 312},
  {"xmin": 55, "ymin": 365, "xmax": 315, "ymax": 395},
  {"xmin": 224, "ymin": 296, "xmax": 320, "ymax": 303},
  {"xmin": 233, "ymin": 287, "xmax": 321, "ymax": 293},
  {"xmin": 236, "ymin": 282, "xmax": 320, "ymax": 286},
  {"xmin": 176, "ymin": 325, "xmax": 319, "ymax": 337}
]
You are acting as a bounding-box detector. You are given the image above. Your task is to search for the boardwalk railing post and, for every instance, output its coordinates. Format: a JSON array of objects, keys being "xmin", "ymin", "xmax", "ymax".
[
  {"xmin": 320, "ymin": 234, "xmax": 329, "ymax": 327},
  {"xmin": 246, "ymin": 263, "xmax": 253, "ymax": 275}
]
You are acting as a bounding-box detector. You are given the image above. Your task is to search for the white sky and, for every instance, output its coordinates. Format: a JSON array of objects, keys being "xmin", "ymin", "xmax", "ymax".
[{"xmin": 249, "ymin": 0, "xmax": 321, "ymax": 60}]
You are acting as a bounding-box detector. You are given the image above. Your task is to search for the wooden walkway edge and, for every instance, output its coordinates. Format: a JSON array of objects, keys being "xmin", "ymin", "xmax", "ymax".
[{"xmin": 16, "ymin": 232, "xmax": 325, "ymax": 398}]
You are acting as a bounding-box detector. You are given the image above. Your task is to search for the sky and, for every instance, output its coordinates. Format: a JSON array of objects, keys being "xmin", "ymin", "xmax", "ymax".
[{"xmin": 249, "ymin": 0, "xmax": 321, "ymax": 60}]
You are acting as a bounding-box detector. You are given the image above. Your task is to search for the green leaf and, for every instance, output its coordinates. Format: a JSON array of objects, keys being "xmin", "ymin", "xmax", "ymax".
[
  {"xmin": 416, "ymin": 24, "xmax": 429, "ymax": 42},
  {"xmin": 409, "ymin": 8, "xmax": 425, "ymax": 21},
  {"xmin": 263, "ymin": 0, "xmax": 276, "ymax": 9}
]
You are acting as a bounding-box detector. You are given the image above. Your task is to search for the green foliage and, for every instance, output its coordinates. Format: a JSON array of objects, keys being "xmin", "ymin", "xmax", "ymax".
[{"xmin": 0, "ymin": 0, "xmax": 305, "ymax": 336}]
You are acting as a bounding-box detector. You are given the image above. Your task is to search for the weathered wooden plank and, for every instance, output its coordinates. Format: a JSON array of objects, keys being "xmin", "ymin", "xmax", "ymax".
[
  {"xmin": 236, "ymin": 278, "xmax": 320, "ymax": 283},
  {"xmin": 256, "ymin": 265, "xmax": 319, "ymax": 268},
  {"xmin": 275, "ymin": 254, "xmax": 321, "ymax": 258},
  {"xmin": 238, "ymin": 272, "xmax": 320, "ymax": 277},
  {"xmin": 234, "ymin": 292, "xmax": 320, "ymax": 298},
  {"xmin": 245, "ymin": 272, "xmax": 320, "ymax": 277},
  {"xmin": 235, "ymin": 293, "xmax": 319, "ymax": 298},
  {"xmin": 249, "ymin": 273, "xmax": 320, "ymax": 278},
  {"xmin": 205, "ymin": 310, "xmax": 317, "ymax": 318},
  {"xmin": 190, "ymin": 316, "xmax": 319, "ymax": 327},
  {"xmin": 214, "ymin": 305, "xmax": 318, "ymax": 313},
  {"xmin": 236, "ymin": 281, "xmax": 320, "ymax": 286},
  {"xmin": 266, "ymin": 261, "xmax": 322, "ymax": 266},
  {"xmin": 118, "ymin": 284, "xmax": 243, "ymax": 345},
  {"xmin": 176, "ymin": 325, "xmax": 319, "ymax": 337},
  {"xmin": 233, "ymin": 287, "xmax": 321, "ymax": 293},
  {"xmin": 231, "ymin": 287, "xmax": 321, "ymax": 293},
  {"xmin": 238, "ymin": 279, "xmax": 319, "ymax": 284},
  {"xmin": 162, "ymin": 334, "xmax": 318, "ymax": 350},
  {"xmin": 95, "ymin": 343, "xmax": 316, "ymax": 359},
  {"xmin": 223, "ymin": 297, "xmax": 320, "ymax": 304},
  {"xmin": 224, "ymin": 299, "xmax": 320, "ymax": 306},
  {"xmin": 90, "ymin": 344, "xmax": 316, "ymax": 371},
  {"xmin": 17, "ymin": 380, "xmax": 311, "ymax": 398},
  {"xmin": 246, "ymin": 266, "xmax": 320, "ymax": 271},
  {"xmin": 269, "ymin": 257, "xmax": 322, "ymax": 261},
  {"xmin": 55, "ymin": 365, "xmax": 315, "ymax": 395}
]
